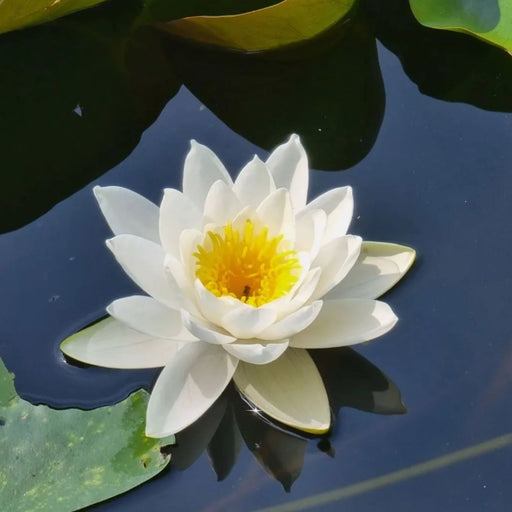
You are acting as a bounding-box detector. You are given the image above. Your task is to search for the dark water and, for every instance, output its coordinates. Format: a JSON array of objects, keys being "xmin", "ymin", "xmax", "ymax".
[{"xmin": 1, "ymin": 0, "xmax": 512, "ymax": 510}]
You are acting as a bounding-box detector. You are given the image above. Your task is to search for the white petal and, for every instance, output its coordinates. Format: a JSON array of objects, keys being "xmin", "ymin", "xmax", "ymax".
[
  {"xmin": 294, "ymin": 208, "xmax": 326, "ymax": 259},
  {"xmin": 182, "ymin": 310, "xmax": 236, "ymax": 345},
  {"xmin": 163, "ymin": 253, "xmax": 201, "ymax": 317},
  {"xmin": 60, "ymin": 317, "xmax": 182, "ymax": 369},
  {"xmin": 93, "ymin": 186, "xmax": 160, "ymax": 243},
  {"xmin": 256, "ymin": 188, "xmax": 295, "ymax": 242},
  {"xmin": 233, "ymin": 156, "xmax": 276, "ymax": 207},
  {"xmin": 223, "ymin": 339, "xmax": 289, "ymax": 364},
  {"xmin": 290, "ymin": 299, "xmax": 398, "ymax": 349},
  {"xmin": 266, "ymin": 134, "xmax": 309, "ymax": 211},
  {"xmin": 274, "ymin": 267, "xmax": 322, "ymax": 320},
  {"xmin": 194, "ymin": 279, "xmax": 237, "ymax": 325},
  {"xmin": 325, "ymin": 242, "xmax": 416, "ymax": 300},
  {"xmin": 311, "ymin": 235, "xmax": 362, "ymax": 300},
  {"xmin": 259, "ymin": 301, "xmax": 323, "ymax": 340},
  {"xmin": 159, "ymin": 188, "xmax": 202, "ymax": 258},
  {"xmin": 233, "ymin": 348, "xmax": 330, "ymax": 434},
  {"xmin": 221, "ymin": 304, "xmax": 277, "ymax": 339},
  {"xmin": 107, "ymin": 296, "xmax": 196, "ymax": 340},
  {"xmin": 203, "ymin": 180, "xmax": 242, "ymax": 225},
  {"xmin": 182, "ymin": 140, "xmax": 233, "ymax": 208},
  {"xmin": 305, "ymin": 186, "xmax": 353, "ymax": 242},
  {"xmin": 106, "ymin": 235, "xmax": 184, "ymax": 309},
  {"xmin": 146, "ymin": 343, "xmax": 238, "ymax": 437}
]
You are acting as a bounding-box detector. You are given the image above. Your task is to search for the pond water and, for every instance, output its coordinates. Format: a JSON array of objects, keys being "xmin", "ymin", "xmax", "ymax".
[{"xmin": 1, "ymin": 0, "xmax": 512, "ymax": 510}]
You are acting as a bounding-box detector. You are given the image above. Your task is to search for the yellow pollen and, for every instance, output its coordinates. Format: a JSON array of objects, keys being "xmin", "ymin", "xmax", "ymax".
[{"xmin": 194, "ymin": 219, "xmax": 301, "ymax": 307}]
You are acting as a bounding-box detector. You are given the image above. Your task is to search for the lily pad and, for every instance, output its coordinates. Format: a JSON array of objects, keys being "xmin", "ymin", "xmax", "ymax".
[
  {"xmin": 0, "ymin": 0, "xmax": 108, "ymax": 35},
  {"xmin": 163, "ymin": 0, "xmax": 357, "ymax": 51},
  {"xmin": 409, "ymin": 0, "xmax": 512, "ymax": 55},
  {"xmin": 0, "ymin": 357, "xmax": 173, "ymax": 511}
]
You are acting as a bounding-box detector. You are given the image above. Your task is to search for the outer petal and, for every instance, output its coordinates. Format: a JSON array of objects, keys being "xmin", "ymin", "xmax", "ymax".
[
  {"xmin": 223, "ymin": 339, "xmax": 289, "ymax": 365},
  {"xmin": 266, "ymin": 134, "xmax": 309, "ymax": 211},
  {"xmin": 159, "ymin": 188, "xmax": 202, "ymax": 259},
  {"xmin": 310, "ymin": 235, "xmax": 362, "ymax": 300},
  {"xmin": 305, "ymin": 186, "xmax": 353, "ymax": 242},
  {"xmin": 106, "ymin": 235, "xmax": 184, "ymax": 309},
  {"xmin": 221, "ymin": 304, "xmax": 277, "ymax": 339},
  {"xmin": 60, "ymin": 317, "xmax": 182, "ymax": 369},
  {"xmin": 203, "ymin": 180, "xmax": 242, "ymax": 225},
  {"xmin": 256, "ymin": 188, "xmax": 295, "ymax": 242},
  {"xmin": 182, "ymin": 140, "xmax": 233, "ymax": 208},
  {"xmin": 325, "ymin": 242, "xmax": 416, "ymax": 300},
  {"xmin": 233, "ymin": 155, "xmax": 276, "ymax": 207},
  {"xmin": 290, "ymin": 299, "xmax": 398, "ymax": 349},
  {"xmin": 93, "ymin": 186, "xmax": 160, "ymax": 243},
  {"xmin": 145, "ymin": 343, "xmax": 238, "ymax": 437},
  {"xmin": 258, "ymin": 301, "xmax": 323, "ymax": 340},
  {"xmin": 107, "ymin": 296, "xmax": 196, "ymax": 341},
  {"xmin": 233, "ymin": 348, "xmax": 330, "ymax": 434},
  {"xmin": 182, "ymin": 310, "xmax": 236, "ymax": 345}
]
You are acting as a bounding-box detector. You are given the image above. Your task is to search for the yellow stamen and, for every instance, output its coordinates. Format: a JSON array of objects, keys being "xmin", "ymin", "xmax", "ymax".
[{"xmin": 194, "ymin": 219, "xmax": 301, "ymax": 307}]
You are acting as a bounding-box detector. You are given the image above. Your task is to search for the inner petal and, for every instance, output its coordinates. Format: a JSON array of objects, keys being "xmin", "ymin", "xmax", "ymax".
[{"xmin": 194, "ymin": 219, "xmax": 301, "ymax": 307}]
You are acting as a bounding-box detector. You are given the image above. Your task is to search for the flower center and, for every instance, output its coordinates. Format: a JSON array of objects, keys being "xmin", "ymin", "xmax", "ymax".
[{"xmin": 194, "ymin": 219, "xmax": 301, "ymax": 307}]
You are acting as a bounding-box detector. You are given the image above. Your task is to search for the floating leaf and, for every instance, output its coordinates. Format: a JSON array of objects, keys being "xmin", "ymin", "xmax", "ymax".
[
  {"xmin": 0, "ymin": 358, "xmax": 173, "ymax": 511},
  {"xmin": 409, "ymin": 0, "xmax": 512, "ymax": 55},
  {"xmin": 370, "ymin": 0, "xmax": 512, "ymax": 113},
  {"xmin": 163, "ymin": 0, "xmax": 357, "ymax": 51},
  {"xmin": 0, "ymin": 0, "xmax": 109, "ymax": 35}
]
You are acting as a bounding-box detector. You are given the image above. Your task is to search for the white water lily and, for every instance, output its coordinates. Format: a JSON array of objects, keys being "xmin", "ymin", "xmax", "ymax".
[{"xmin": 61, "ymin": 135, "xmax": 415, "ymax": 437}]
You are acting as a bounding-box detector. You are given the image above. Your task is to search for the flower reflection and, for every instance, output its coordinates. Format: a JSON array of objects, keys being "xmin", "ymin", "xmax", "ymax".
[{"xmin": 168, "ymin": 347, "xmax": 406, "ymax": 491}]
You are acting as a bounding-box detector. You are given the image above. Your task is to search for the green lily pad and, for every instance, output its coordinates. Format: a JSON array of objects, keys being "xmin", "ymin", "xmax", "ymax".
[
  {"xmin": 409, "ymin": 0, "xmax": 512, "ymax": 55},
  {"xmin": 163, "ymin": 0, "xmax": 358, "ymax": 51},
  {"xmin": 0, "ymin": 358, "xmax": 173, "ymax": 511},
  {"xmin": 0, "ymin": 0, "xmax": 110, "ymax": 35}
]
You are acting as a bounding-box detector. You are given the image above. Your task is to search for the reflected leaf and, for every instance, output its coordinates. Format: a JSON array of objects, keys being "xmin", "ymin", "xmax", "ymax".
[
  {"xmin": 409, "ymin": 0, "xmax": 512, "ymax": 55},
  {"xmin": 0, "ymin": 2, "xmax": 180, "ymax": 233},
  {"xmin": 368, "ymin": 0, "xmax": 512, "ymax": 112},
  {"xmin": 207, "ymin": 405, "xmax": 243, "ymax": 481},
  {"xmin": 163, "ymin": 0, "xmax": 357, "ymax": 52},
  {"xmin": 0, "ymin": 358, "xmax": 172, "ymax": 511},
  {"xmin": 165, "ymin": 14, "xmax": 384, "ymax": 170},
  {"xmin": 233, "ymin": 392, "xmax": 307, "ymax": 492},
  {"xmin": 0, "ymin": 0, "xmax": 107, "ymax": 35},
  {"xmin": 310, "ymin": 347, "xmax": 407, "ymax": 417}
]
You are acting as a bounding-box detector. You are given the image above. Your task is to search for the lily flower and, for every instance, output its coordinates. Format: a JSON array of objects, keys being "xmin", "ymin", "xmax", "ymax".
[{"xmin": 61, "ymin": 135, "xmax": 415, "ymax": 438}]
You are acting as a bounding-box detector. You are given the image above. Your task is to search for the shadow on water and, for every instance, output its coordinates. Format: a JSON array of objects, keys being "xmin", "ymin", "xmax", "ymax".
[
  {"xmin": 2, "ymin": 0, "xmax": 512, "ymax": 234},
  {"xmin": 0, "ymin": 1, "xmax": 180, "ymax": 234},
  {"xmin": 164, "ymin": 10, "xmax": 386, "ymax": 173},
  {"xmin": 165, "ymin": 348, "xmax": 406, "ymax": 491}
]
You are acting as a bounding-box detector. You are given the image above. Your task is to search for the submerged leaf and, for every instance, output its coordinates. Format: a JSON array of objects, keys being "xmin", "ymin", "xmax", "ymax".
[
  {"xmin": 410, "ymin": 0, "xmax": 512, "ymax": 55},
  {"xmin": 163, "ymin": 0, "xmax": 357, "ymax": 51},
  {"xmin": 0, "ymin": 357, "xmax": 173, "ymax": 511}
]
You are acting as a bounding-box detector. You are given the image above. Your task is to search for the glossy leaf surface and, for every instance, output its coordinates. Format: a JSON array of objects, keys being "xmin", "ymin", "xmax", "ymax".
[
  {"xmin": 410, "ymin": 0, "xmax": 512, "ymax": 55},
  {"xmin": 0, "ymin": 358, "xmax": 172, "ymax": 511},
  {"xmin": 164, "ymin": 0, "xmax": 357, "ymax": 51}
]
